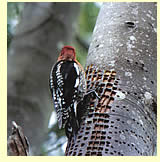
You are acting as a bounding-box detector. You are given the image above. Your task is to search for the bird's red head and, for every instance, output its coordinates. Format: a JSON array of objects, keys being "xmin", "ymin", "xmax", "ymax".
[{"xmin": 58, "ymin": 45, "xmax": 76, "ymax": 61}]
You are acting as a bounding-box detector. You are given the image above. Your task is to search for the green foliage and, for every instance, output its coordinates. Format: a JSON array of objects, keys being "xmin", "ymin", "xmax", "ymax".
[
  {"xmin": 78, "ymin": 3, "xmax": 100, "ymax": 38},
  {"xmin": 74, "ymin": 3, "xmax": 100, "ymax": 67}
]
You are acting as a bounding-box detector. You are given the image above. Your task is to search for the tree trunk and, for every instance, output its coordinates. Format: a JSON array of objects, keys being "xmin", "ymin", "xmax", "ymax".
[
  {"xmin": 7, "ymin": 2, "xmax": 80, "ymax": 155},
  {"xmin": 65, "ymin": 2, "xmax": 157, "ymax": 156}
]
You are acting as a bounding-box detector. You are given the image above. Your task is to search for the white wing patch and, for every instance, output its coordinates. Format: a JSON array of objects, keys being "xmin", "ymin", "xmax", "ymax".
[
  {"xmin": 52, "ymin": 88, "xmax": 63, "ymax": 129},
  {"xmin": 73, "ymin": 101, "xmax": 78, "ymax": 117},
  {"xmin": 74, "ymin": 63, "xmax": 80, "ymax": 75},
  {"xmin": 74, "ymin": 62, "xmax": 80, "ymax": 88},
  {"xmin": 74, "ymin": 77, "xmax": 79, "ymax": 88}
]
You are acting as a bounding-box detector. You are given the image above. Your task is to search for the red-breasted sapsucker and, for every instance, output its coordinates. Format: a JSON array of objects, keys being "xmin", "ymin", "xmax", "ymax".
[{"xmin": 49, "ymin": 46, "xmax": 87, "ymax": 140}]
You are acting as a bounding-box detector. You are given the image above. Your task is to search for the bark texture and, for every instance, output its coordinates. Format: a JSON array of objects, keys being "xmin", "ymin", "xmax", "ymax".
[
  {"xmin": 65, "ymin": 2, "xmax": 157, "ymax": 156},
  {"xmin": 7, "ymin": 2, "xmax": 80, "ymax": 155}
]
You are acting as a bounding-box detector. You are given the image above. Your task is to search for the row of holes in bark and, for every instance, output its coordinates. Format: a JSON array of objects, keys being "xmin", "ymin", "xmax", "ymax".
[
  {"xmin": 118, "ymin": 88, "xmax": 147, "ymax": 100},
  {"xmin": 68, "ymin": 149, "xmax": 124, "ymax": 156},
  {"xmin": 84, "ymin": 152, "xmax": 123, "ymax": 156},
  {"xmin": 87, "ymin": 72, "xmax": 116, "ymax": 82},
  {"xmin": 86, "ymin": 78, "xmax": 118, "ymax": 90},
  {"xmin": 86, "ymin": 82, "xmax": 118, "ymax": 94},
  {"xmin": 86, "ymin": 70, "xmax": 116, "ymax": 77},
  {"xmin": 125, "ymin": 59, "xmax": 153, "ymax": 74},
  {"xmin": 87, "ymin": 118, "xmax": 110, "ymax": 124},
  {"xmin": 87, "ymin": 141, "xmax": 123, "ymax": 155},
  {"xmin": 86, "ymin": 65, "xmax": 116, "ymax": 75}
]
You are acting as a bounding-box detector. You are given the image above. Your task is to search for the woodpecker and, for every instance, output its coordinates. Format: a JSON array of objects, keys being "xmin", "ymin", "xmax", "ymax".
[{"xmin": 49, "ymin": 46, "xmax": 87, "ymax": 140}]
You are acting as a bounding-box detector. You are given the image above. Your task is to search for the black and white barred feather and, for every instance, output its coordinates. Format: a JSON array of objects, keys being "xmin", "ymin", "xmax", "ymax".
[{"xmin": 49, "ymin": 60, "xmax": 86, "ymax": 139}]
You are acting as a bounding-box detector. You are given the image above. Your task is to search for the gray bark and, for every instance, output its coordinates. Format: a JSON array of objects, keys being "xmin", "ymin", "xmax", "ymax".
[
  {"xmin": 7, "ymin": 2, "xmax": 80, "ymax": 155},
  {"xmin": 66, "ymin": 2, "xmax": 156, "ymax": 156}
]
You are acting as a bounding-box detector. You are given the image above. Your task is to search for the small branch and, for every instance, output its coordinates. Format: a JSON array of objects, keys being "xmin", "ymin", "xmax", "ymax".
[{"xmin": 7, "ymin": 121, "xmax": 30, "ymax": 156}]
